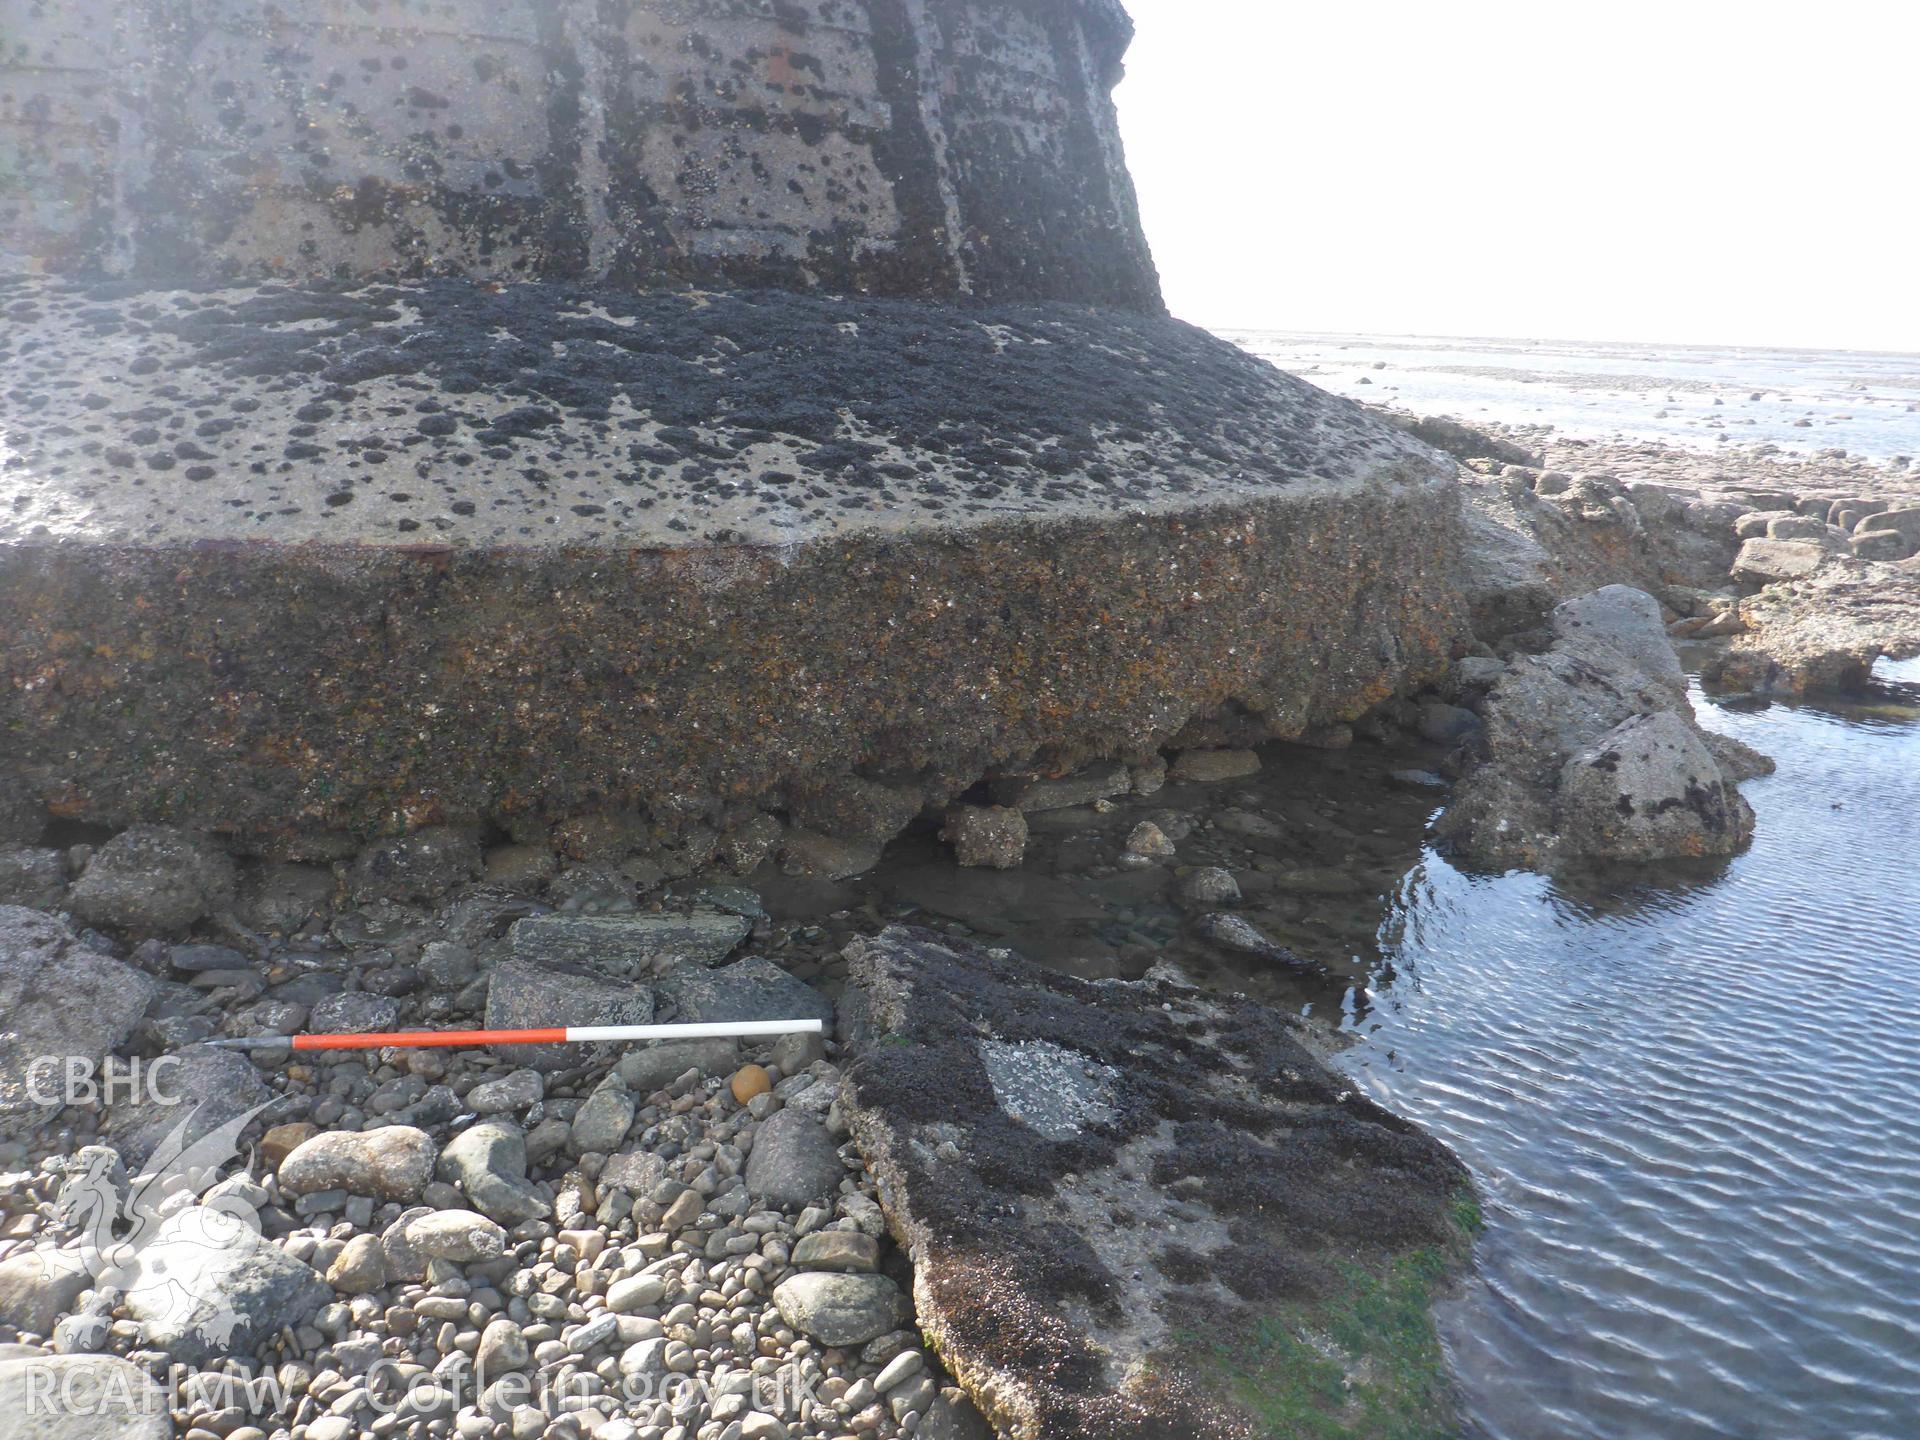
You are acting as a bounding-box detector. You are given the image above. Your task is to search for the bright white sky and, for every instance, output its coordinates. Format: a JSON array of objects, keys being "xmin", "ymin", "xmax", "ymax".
[{"xmin": 1114, "ymin": 0, "xmax": 1919, "ymax": 351}]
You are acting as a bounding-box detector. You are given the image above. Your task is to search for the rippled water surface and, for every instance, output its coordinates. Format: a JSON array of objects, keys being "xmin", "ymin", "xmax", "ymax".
[
  {"xmin": 765, "ymin": 663, "xmax": 1920, "ymax": 1439},
  {"xmin": 1343, "ymin": 661, "xmax": 1920, "ymax": 1440}
]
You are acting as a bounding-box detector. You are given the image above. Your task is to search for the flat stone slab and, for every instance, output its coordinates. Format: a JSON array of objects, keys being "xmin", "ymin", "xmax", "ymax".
[
  {"xmin": 656, "ymin": 958, "xmax": 833, "ymax": 1027},
  {"xmin": 0, "ymin": 279, "xmax": 1461, "ymax": 844},
  {"xmin": 483, "ymin": 960, "xmax": 655, "ymax": 1072},
  {"xmin": 508, "ymin": 913, "xmax": 749, "ymax": 971},
  {"xmin": 1707, "ymin": 556, "xmax": 1920, "ymax": 694},
  {"xmin": 838, "ymin": 927, "xmax": 1475, "ymax": 1440}
]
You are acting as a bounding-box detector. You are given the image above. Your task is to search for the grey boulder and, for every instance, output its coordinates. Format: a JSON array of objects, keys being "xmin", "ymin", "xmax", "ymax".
[
  {"xmin": 614, "ymin": 1037, "xmax": 739, "ymax": 1093},
  {"xmin": 277, "ymin": 1127, "xmax": 437, "ymax": 1202},
  {"xmin": 484, "ymin": 960, "xmax": 654, "ymax": 1072},
  {"xmin": 598, "ymin": 1150, "xmax": 666, "ymax": 1197},
  {"xmin": 1551, "ymin": 584, "xmax": 1687, "ymax": 700},
  {"xmin": 123, "ymin": 1207, "xmax": 329, "ymax": 1363},
  {"xmin": 1555, "ymin": 712, "xmax": 1756, "ymax": 862},
  {"xmin": 657, "ymin": 958, "xmax": 832, "ymax": 1027},
  {"xmin": 308, "ymin": 992, "xmax": 400, "ymax": 1035},
  {"xmin": 0, "ymin": 908, "xmax": 155, "ymax": 1130},
  {"xmin": 569, "ymin": 1078, "xmax": 636, "ymax": 1155},
  {"xmin": 744, "ymin": 1110, "xmax": 844, "ymax": 1209},
  {"xmin": 770, "ymin": 1272, "xmax": 907, "ymax": 1347},
  {"xmin": 0, "ymin": 1249, "xmax": 90, "ymax": 1336},
  {"xmin": 106, "ymin": 1045, "xmax": 272, "ymax": 1169},
  {"xmin": 0, "ymin": 1353, "xmax": 171, "ymax": 1439},
  {"xmin": 1438, "ymin": 585, "xmax": 1762, "ymax": 872},
  {"xmin": 0, "ymin": 849, "xmax": 66, "ymax": 910},
  {"xmin": 438, "ymin": 1122, "xmax": 550, "ymax": 1226},
  {"xmin": 403, "ymin": 1210, "xmax": 507, "ymax": 1265},
  {"xmin": 67, "ymin": 827, "xmax": 236, "ymax": 934},
  {"xmin": 347, "ymin": 827, "xmax": 482, "ymax": 904}
]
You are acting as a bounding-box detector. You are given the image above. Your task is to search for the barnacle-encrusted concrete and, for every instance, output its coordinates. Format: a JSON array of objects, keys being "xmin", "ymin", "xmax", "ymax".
[
  {"xmin": 0, "ymin": 275, "xmax": 1464, "ymax": 845},
  {"xmin": 0, "ymin": 0, "xmax": 1468, "ymax": 852}
]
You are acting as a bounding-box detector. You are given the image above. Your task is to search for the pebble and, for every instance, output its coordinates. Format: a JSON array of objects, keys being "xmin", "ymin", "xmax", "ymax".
[
  {"xmin": 606, "ymin": 1273, "xmax": 667, "ymax": 1313},
  {"xmin": 1124, "ymin": 821, "xmax": 1175, "ymax": 857},
  {"xmin": 324, "ymin": 1234, "xmax": 388, "ymax": 1293},
  {"xmin": 438, "ymin": 1119, "xmax": 551, "ymax": 1225},
  {"xmin": 570, "ymin": 1077, "xmax": 638, "ymax": 1154},
  {"xmin": 468, "ymin": 1068, "xmax": 545, "ymax": 1113},
  {"xmin": 0, "ymin": 871, "xmax": 940, "ymax": 1440},
  {"xmin": 771, "ymin": 1273, "xmax": 908, "ymax": 1347},
  {"xmin": 791, "ymin": 1231, "xmax": 880, "ymax": 1273},
  {"xmin": 744, "ymin": 1110, "xmax": 845, "ymax": 1209},
  {"xmin": 403, "ymin": 1209, "xmax": 508, "ymax": 1263},
  {"xmin": 1168, "ymin": 747, "xmax": 1261, "ymax": 782},
  {"xmin": 1176, "ymin": 866, "xmax": 1241, "ymax": 909},
  {"xmin": 873, "ymin": 1350, "xmax": 925, "ymax": 1393},
  {"xmin": 731, "ymin": 1063, "xmax": 773, "ymax": 1103},
  {"xmin": 474, "ymin": 1316, "xmax": 528, "ymax": 1374}
]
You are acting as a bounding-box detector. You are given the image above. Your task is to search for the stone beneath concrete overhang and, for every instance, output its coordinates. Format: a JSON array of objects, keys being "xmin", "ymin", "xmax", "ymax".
[
  {"xmin": 837, "ymin": 926, "xmax": 1475, "ymax": 1440},
  {"xmin": 0, "ymin": 278, "xmax": 1463, "ymax": 844}
]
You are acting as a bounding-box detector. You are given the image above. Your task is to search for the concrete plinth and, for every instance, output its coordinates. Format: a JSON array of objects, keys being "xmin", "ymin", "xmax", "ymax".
[{"xmin": 0, "ymin": 276, "xmax": 1462, "ymax": 849}]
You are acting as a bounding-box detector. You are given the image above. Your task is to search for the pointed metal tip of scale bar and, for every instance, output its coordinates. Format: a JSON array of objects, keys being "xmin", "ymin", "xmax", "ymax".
[{"xmin": 200, "ymin": 1035, "xmax": 289, "ymax": 1050}]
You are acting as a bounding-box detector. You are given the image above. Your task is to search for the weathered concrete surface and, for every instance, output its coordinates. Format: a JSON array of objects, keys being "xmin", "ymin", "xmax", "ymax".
[
  {"xmin": 838, "ymin": 927, "xmax": 1475, "ymax": 1440},
  {"xmin": 0, "ymin": 278, "xmax": 1464, "ymax": 846},
  {"xmin": 1705, "ymin": 557, "xmax": 1920, "ymax": 695},
  {"xmin": 0, "ymin": 0, "xmax": 1159, "ymax": 309}
]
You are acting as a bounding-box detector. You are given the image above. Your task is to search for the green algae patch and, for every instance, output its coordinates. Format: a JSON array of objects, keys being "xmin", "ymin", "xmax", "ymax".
[
  {"xmin": 1193, "ymin": 1189, "xmax": 1483, "ymax": 1440},
  {"xmin": 840, "ymin": 928, "xmax": 1479, "ymax": 1440}
]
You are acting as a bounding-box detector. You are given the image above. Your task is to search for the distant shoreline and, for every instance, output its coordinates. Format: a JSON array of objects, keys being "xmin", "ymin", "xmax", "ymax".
[{"xmin": 1231, "ymin": 329, "xmax": 1920, "ymax": 468}]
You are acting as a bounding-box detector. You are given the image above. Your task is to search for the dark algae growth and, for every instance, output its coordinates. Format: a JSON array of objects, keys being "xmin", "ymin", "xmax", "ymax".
[
  {"xmin": 0, "ymin": 274, "xmax": 1439, "ymax": 546},
  {"xmin": 839, "ymin": 927, "xmax": 1477, "ymax": 1440}
]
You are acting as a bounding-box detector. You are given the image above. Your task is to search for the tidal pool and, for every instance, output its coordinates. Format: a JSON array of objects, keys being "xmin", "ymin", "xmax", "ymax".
[
  {"xmin": 761, "ymin": 662, "xmax": 1920, "ymax": 1439},
  {"xmin": 1344, "ymin": 660, "xmax": 1920, "ymax": 1440}
]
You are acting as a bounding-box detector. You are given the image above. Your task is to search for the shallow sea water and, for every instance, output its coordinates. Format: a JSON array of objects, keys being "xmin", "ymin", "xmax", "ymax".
[
  {"xmin": 1345, "ymin": 660, "xmax": 1920, "ymax": 1440},
  {"xmin": 1224, "ymin": 330, "xmax": 1920, "ymax": 463},
  {"xmin": 764, "ymin": 660, "xmax": 1920, "ymax": 1439}
]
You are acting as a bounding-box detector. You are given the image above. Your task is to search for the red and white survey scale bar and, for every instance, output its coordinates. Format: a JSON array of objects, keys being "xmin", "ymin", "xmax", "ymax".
[{"xmin": 206, "ymin": 1018, "xmax": 824, "ymax": 1053}]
